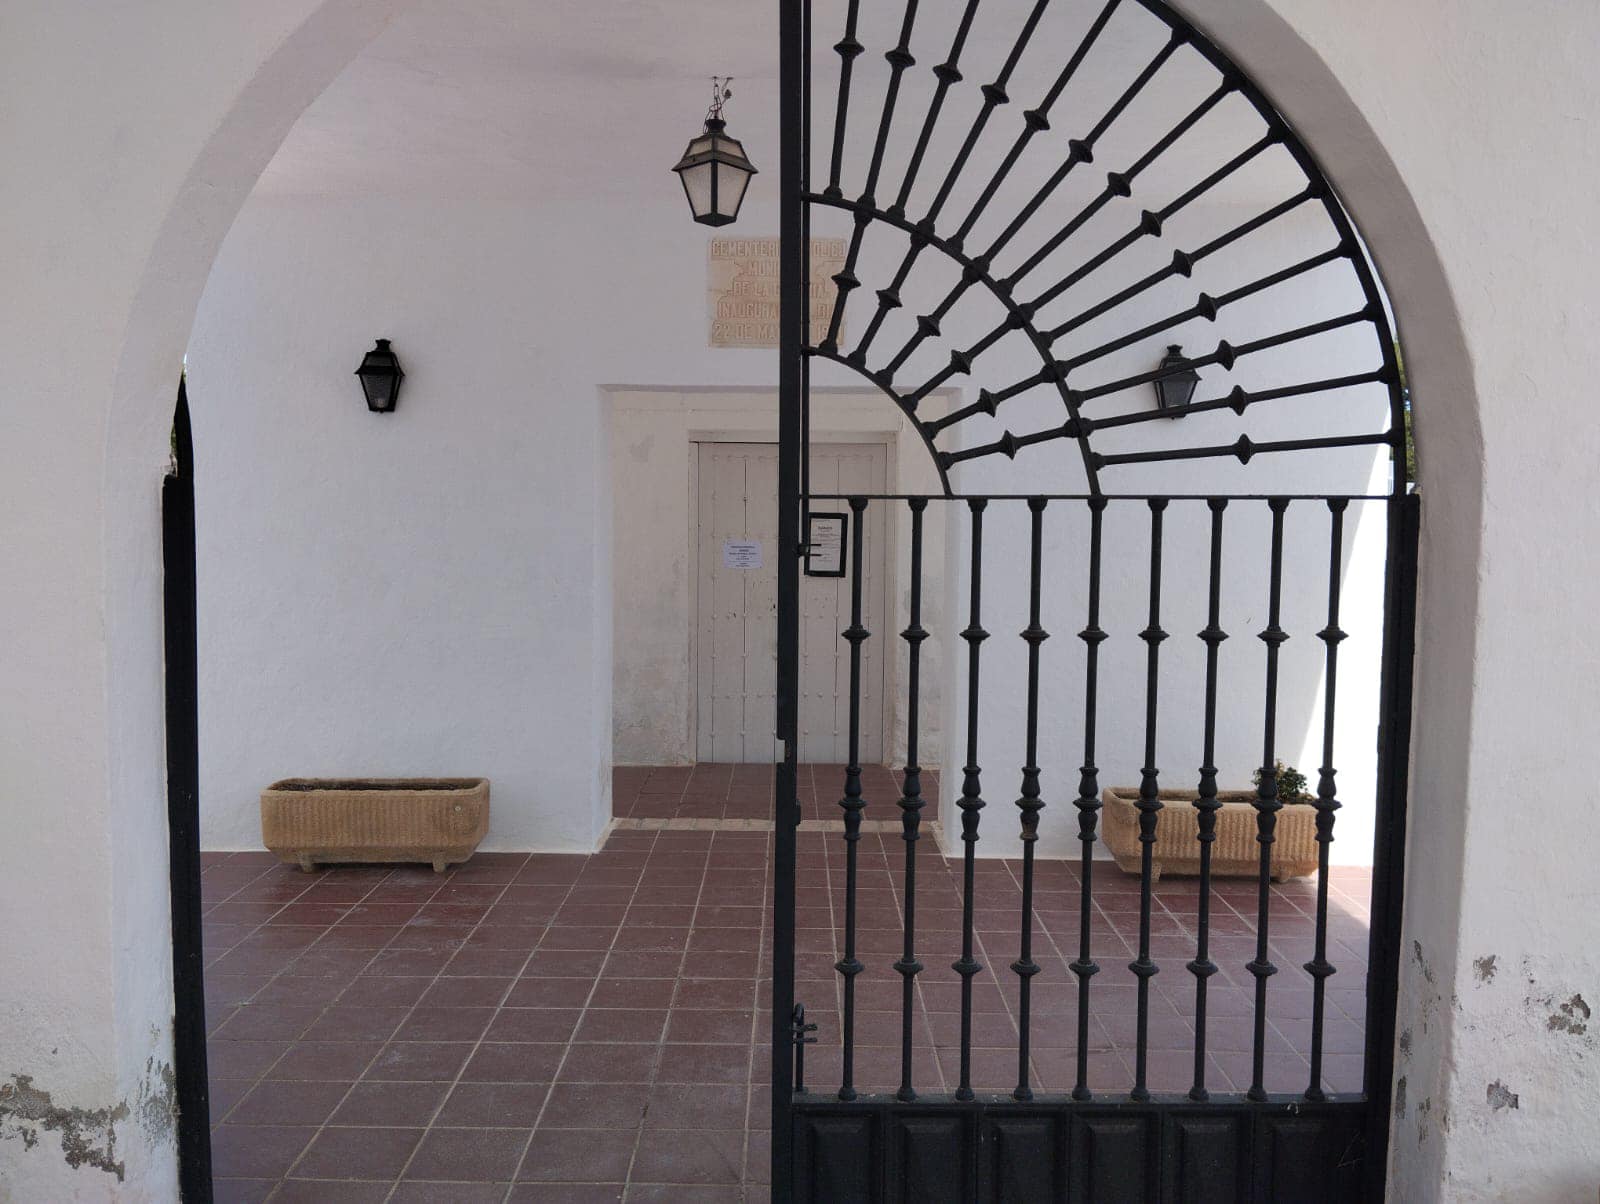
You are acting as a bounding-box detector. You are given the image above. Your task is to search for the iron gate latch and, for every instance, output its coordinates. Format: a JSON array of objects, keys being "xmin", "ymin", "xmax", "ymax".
[{"xmin": 791, "ymin": 1002, "xmax": 819, "ymax": 1093}]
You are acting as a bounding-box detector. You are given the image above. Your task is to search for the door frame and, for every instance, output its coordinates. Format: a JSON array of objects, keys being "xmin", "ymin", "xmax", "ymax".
[{"xmin": 605, "ymin": 383, "xmax": 954, "ymax": 778}]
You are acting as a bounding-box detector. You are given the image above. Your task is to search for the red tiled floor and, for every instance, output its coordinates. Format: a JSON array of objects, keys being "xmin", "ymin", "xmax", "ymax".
[
  {"xmin": 203, "ymin": 763, "xmax": 1370, "ymax": 1200},
  {"xmin": 611, "ymin": 762, "xmax": 936, "ymax": 824}
]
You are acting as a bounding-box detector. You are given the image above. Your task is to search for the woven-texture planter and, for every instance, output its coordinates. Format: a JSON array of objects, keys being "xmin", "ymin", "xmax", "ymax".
[
  {"xmin": 1101, "ymin": 787, "xmax": 1319, "ymax": 883},
  {"xmin": 261, "ymin": 778, "xmax": 489, "ymax": 873}
]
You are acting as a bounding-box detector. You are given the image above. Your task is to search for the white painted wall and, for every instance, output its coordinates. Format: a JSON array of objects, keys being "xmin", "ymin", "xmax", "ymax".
[
  {"xmin": 3, "ymin": 0, "xmax": 1599, "ymax": 1197},
  {"xmin": 186, "ymin": 196, "xmax": 614, "ymax": 852}
]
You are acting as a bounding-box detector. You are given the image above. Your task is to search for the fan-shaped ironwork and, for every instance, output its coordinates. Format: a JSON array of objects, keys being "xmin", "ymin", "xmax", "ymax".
[{"xmin": 802, "ymin": 0, "xmax": 1403, "ymax": 496}]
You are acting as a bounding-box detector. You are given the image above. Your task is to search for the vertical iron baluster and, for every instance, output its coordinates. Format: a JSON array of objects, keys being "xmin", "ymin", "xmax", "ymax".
[
  {"xmin": 163, "ymin": 380, "xmax": 214, "ymax": 1197},
  {"xmin": 953, "ymin": 498, "xmax": 989, "ymax": 1101},
  {"xmin": 772, "ymin": 0, "xmax": 804, "ymax": 1188},
  {"xmin": 1306, "ymin": 499, "xmax": 1348, "ymax": 1100},
  {"xmin": 1012, "ymin": 499, "xmax": 1050, "ymax": 1100},
  {"xmin": 835, "ymin": 497, "xmax": 870, "ymax": 1101},
  {"xmin": 1070, "ymin": 498, "xmax": 1108, "ymax": 1100},
  {"xmin": 1130, "ymin": 499, "xmax": 1168, "ymax": 1101},
  {"xmin": 1360, "ymin": 492, "xmax": 1420, "ymax": 1197},
  {"xmin": 1188, "ymin": 499, "xmax": 1228, "ymax": 1101},
  {"xmin": 1248, "ymin": 497, "xmax": 1290, "ymax": 1100},
  {"xmin": 894, "ymin": 498, "xmax": 929, "ymax": 1102}
]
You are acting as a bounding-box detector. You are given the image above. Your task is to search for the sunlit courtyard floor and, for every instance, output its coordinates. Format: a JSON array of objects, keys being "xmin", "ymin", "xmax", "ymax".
[{"xmin": 202, "ymin": 764, "xmax": 1370, "ymax": 1201}]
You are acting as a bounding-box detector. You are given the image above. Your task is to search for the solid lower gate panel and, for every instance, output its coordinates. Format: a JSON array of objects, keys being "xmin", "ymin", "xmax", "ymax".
[{"xmin": 791, "ymin": 1097, "xmax": 1366, "ymax": 1203}]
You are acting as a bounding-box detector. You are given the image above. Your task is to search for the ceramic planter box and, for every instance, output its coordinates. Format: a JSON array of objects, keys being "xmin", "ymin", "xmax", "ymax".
[
  {"xmin": 261, "ymin": 777, "xmax": 490, "ymax": 872},
  {"xmin": 1101, "ymin": 787, "xmax": 1319, "ymax": 883}
]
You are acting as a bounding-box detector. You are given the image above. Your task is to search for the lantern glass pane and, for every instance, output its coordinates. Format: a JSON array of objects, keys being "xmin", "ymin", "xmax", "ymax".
[
  {"xmin": 720, "ymin": 165, "xmax": 752, "ymax": 219},
  {"xmin": 679, "ymin": 161, "xmax": 716, "ymax": 219},
  {"xmin": 358, "ymin": 371, "xmax": 388, "ymax": 410}
]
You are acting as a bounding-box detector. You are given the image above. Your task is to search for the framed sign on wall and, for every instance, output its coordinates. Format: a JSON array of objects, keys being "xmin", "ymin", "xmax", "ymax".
[{"xmin": 804, "ymin": 511, "xmax": 848, "ymax": 578}]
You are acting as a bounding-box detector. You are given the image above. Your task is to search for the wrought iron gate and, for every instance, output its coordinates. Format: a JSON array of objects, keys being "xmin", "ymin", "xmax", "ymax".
[{"xmin": 771, "ymin": 1, "xmax": 1417, "ymax": 1200}]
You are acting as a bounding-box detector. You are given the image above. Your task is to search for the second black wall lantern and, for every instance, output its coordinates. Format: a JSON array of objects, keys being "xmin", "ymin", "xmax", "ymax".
[
  {"xmin": 355, "ymin": 338, "xmax": 404, "ymax": 413},
  {"xmin": 1153, "ymin": 344, "xmax": 1200, "ymax": 418}
]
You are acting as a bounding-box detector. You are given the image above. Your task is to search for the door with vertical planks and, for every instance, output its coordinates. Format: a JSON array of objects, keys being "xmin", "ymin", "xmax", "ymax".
[{"xmin": 695, "ymin": 441, "xmax": 887, "ymax": 764}]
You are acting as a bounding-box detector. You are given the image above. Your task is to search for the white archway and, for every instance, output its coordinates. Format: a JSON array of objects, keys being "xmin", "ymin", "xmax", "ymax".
[{"xmin": 2, "ymin": 1, "xmax": 1495, "ymax": 1196}]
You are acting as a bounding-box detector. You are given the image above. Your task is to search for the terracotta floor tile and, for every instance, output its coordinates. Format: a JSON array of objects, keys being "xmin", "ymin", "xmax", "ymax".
[
  {"xmin": 292, "ymin": 1126, "xmax": 422, "ymax": 1179},
  {"xmin": 404, "ymin": 1126, "xmax": 531, "ymax": 1181},
  {"xmin": 540, "ymin": 1082, "xmax": 648, "ymax": 1130},
  {"xmin": 226, "ymin": 1080, "xmax": 351, "ymax": 1127},
  {"xmin": 655, "ymin": 1043, "xmax": 749, "ymax": 1085},
  {"xmin": 630, "ymin": 1128, "xmax": 744, "ymax": 1185},
  {"xmin": 461, "ymin": 1042, "xmax": 567, "ymax": 1083},
  {"xmin": 363, "ymin": 1042, "xmax": 473, "ymax": 1082},
  {"xmin": 506, "ymin": 977, "xmax": 595, "ymax": 1008},
  {"xmin": 265, "ymin": 1040, "xmax": 382, "ymax": 1082},
  {"xmin": 437, "ymin": 1081, "xmax": 551, "ymax": 1127},
  {"xmin": 391, "ymin": 1182, "xmax": 509, "ymax": 1202},
  {"xmin": 625, "ymin": 1184, "xmax": 745, "ymax": 1202},
  {"xmin": 300, "ymin": 1005, "xmax": 409, "ymax": 1044},
  {"xmin": 485, "ymin": 1007, "xmax": 583, "ymax": 1044},
  {"xmin": 641, "ymin": 1082, "xmax": 747, "ymax": 1131},
  {"xmin": 207, "ymin": 1040, "xmax": 291, "ymax": 1081},
  {"xmin": 515, "ymin": 1129, "xmax": 636, "ymax": 1182},
  {"xmin": 330, "ymin": 1080, "xmax": 450, "ymax": 1126},
  {"xmin": 210, "ymin": 1124, "xmax": 316, "ymax": 1179},
  {"xmin": 507, "ymin": 1186, "xmax": 629, "ymax": 1203},
  {"xmin": 271, "ymin": 1180, "xmax": 392, "ymax": 1203},
  {"xmin": 556, "ymin": 1041, "xmax": 659, "ymax": 1084}
]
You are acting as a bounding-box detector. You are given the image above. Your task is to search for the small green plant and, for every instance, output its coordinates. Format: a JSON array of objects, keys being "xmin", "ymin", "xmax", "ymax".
[{"xmin": 1252, "ymin": 760, "xmax": 1311, "ymax": 804}]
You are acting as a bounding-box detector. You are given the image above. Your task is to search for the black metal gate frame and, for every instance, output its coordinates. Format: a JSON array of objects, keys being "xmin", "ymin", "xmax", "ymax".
[{"xmin": 771, "ymin": 0, "xmax": 1420, "ymax": 1199}]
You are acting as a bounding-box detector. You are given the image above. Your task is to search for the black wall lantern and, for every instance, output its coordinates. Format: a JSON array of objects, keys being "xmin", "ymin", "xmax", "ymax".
[
  {"xmin": 355, "ymin": 338, "xmax": 404, "ymax": 413},
  {"xmin": 672, "ymin": 77, "xmax": 758, "ymax": 227},
  {"xmin": 1153, "ymin": 344, "xmax": 1200, "ymax": 418}
]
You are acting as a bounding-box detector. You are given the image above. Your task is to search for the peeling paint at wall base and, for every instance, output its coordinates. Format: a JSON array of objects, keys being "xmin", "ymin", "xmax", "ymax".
[
  {"xmin": 1486, "ymin": 1081, "xmax": 1519, "ymax": 1111},
  {"xmin": 0, "ymin": 1057, "xmax": 175, "ymax": 1183}
]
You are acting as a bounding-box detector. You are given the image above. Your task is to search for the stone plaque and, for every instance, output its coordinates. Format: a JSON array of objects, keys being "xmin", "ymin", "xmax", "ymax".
[{"xmin": 708, "ymin": 236, "xmax": 848, "ymax": 348}]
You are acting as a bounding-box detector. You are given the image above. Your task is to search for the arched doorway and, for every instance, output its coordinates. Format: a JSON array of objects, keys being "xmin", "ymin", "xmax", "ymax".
[{"xmin": 54, "ymin": 0, "xmax": 1478, "ymax": 1199}]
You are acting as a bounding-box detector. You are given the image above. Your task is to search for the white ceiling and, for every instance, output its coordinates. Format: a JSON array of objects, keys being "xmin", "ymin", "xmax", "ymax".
[
  {"xmin": 255, "ymin": 0, "xmax": 1316, "ymax": 201},
  {"xmin": 255, "ymin": 0, "xmax": 778, "ymax": 199}
]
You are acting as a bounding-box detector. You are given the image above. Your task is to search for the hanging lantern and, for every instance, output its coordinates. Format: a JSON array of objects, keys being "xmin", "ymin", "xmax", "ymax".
[
  {"xmin": 354, "ymin": 338, "xmax": 404, "ymax": 413},
  {"xmin": 672, "ymin": 77, "xmax": 758, "ymax": 227},
  {"xmin": 1153, "ymin": 344, "xmax": 1200, "ymax": 418}
]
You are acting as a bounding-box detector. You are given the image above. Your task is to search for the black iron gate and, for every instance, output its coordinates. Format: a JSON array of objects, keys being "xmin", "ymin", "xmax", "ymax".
[{"xmin": 771, "ymin": 1, "xmax": 1417, "ymax": 1199}]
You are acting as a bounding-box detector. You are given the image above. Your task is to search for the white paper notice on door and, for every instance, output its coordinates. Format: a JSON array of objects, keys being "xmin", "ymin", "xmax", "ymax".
[{"xmin": 722, "ymin": 539, "xmax": 763, "ymax": 569}]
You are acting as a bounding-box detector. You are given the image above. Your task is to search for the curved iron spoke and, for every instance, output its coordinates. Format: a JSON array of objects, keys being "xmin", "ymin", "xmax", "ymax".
[
  {"xmin": 820, "ymin": 0, "xmax": 923, "ymax": 353},
  {"xmin": 823, "ymin": 0, "xmax": 864, "ymax": 201},
  {"xmin": 806, "ymin": 192, "xmax": 1100, "ymax": 491},
  {"xmin": 1043, "ymin": 180, "xmax": 1307, "ymax": 343},
  {"xmin": 850, "ymin": 0, "xmax": 1052, "ymax": 363},
  {"xmin": 888, "ymin": 0, "xmax": 981, "ymax": 221}
]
